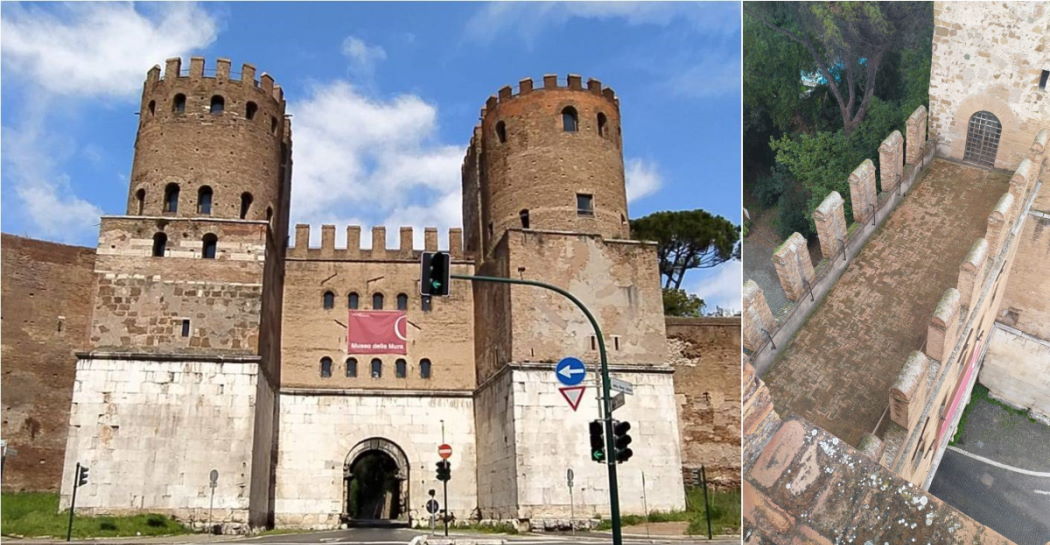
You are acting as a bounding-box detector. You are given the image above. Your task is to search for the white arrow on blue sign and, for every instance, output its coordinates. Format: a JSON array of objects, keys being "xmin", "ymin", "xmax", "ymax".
[{"xmin": 555, "ymin": 357, "xmax": 587, "ymax": 386}]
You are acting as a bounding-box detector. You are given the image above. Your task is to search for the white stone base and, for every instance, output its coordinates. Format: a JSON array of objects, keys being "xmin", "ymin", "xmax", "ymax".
[{"xmin": 980, "ymin": 326, "xmax": 1050, "ymax": 424}]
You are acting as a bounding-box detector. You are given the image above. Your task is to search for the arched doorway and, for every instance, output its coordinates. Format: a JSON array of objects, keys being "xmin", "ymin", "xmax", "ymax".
[
  {"xmin": 342, "ymin": 438, "xmax": 409, "ymax": 524},
  {"xmin": 963, "ymin": 110, "xmax": 1001, "ymax": 168}
]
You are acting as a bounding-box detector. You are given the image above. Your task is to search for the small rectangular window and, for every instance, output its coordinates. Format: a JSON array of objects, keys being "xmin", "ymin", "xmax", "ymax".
[
  {"xmin": 589, "ymin": 336, "xmax": 597, "ymax": 351},
  {"xmin": 1041, "ymin": 69, "xmax": 1049, "ymax": 90},
  {"xmin": 577, "ymin": 193, "xmax": 594, "ymax": 216},
  {"xmin": 613, "ymin": 336, "xmax": 620, "ymax": 351},
  {"xmin": 181, "ymin": 319, "xmax": 190, "ymax": 337}
]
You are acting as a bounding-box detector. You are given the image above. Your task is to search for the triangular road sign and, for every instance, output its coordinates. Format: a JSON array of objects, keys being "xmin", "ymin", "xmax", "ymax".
[{"xmin": 559, "ymin": 386, "xmax": 587, "ymax": 411}]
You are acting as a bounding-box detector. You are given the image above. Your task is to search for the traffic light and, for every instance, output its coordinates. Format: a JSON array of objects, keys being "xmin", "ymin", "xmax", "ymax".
[
  {"xmin": 78, "ymin": 465, "xmax": 89, "ymax": 487},
  {"xmin": 588, "ymin": 420, "xmax": 606, "ymax": 463},
  {"xmin": 435, "ymin": 460, "xmax": 451, "ymax": 481},
  {"xmin": 420, "ymin": 252, "xmax": 451, "ymax": 297},
  {"xmin": 613, "ymin": 420, "xmax": 633, "ymax": 463}
]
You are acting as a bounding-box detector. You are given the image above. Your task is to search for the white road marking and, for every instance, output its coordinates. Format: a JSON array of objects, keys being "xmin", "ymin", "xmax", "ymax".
[
  {"xmin": 1034, "ymin": 490, "xmax": 1050, "ymax": 496},
  {"xmin": 947, "ymin": 446, "xmax": 1050, "ymax": 478}
]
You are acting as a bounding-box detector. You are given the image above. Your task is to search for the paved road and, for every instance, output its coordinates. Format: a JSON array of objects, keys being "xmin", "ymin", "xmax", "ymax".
[{"xmin": 239, "ymin": 527, "xmax": 738, "ymax": 545}]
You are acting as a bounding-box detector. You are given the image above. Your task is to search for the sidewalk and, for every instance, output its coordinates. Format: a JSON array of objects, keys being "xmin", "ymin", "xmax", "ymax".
[{"xmin": 2, "ymin": 535, "xmax": 242, "ymax": 545}]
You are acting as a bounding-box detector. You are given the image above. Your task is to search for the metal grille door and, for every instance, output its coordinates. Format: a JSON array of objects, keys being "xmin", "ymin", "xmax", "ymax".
[{"xmin": 963, "ymin": 111, "xmax": 1001, "ymax": 168}]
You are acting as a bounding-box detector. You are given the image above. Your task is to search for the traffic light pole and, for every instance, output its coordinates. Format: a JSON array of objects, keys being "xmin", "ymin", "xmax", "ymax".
[
  {"xmin": 450, "ymin": 273, "xmax": 623, "ymax": 545},
  {"xmin": 66, "ymin": 463, "xmax": 80, "ymax": 542}
]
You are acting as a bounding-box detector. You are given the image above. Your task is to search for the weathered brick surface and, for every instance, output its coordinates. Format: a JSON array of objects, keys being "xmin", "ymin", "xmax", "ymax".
[
  {"xmin": 878, "ymin": 130, "xmax": 904, "ymax": 192},
  {"xmin": 905, "ymin": 106, "xmax": 928, "ymax": 166},
  {"xmin": 925, "ymin": 288, "xmax": 961, "ymax": 362},
  {"xmin": 1, "ymin": 235, "xmax": 96, "ymax": 492},
  {"xmin": 889, "ymin": 351, "xmax": 932, "ymax": 430},
  {"xmin": 771, "ymin": 233, "xmax": 814, "ymax": 302},
  {"xmin": 742, "ymin": 280, "xmax": 775, "ymax": 352},
  {"xmin": 812, "ymin": 191, "xmax": 846, "ymax": 261},
  {"xmin": 666, "ymin": 317, "xmax": 741, "ymax": 489},
  {"xmin": 929, "ymin": 3, "xmax": 1047, "ymax": 170},
  {"xmin": 957, "ymin": 238, "xmax": 989, "ymax": 317},
  {"xmin": 765, "ymin": 160, "xmax": 1010, "ymax": 447},
  {"xmin": 847, "ymin": 159, "xmax": 878, "ymax": 224}
]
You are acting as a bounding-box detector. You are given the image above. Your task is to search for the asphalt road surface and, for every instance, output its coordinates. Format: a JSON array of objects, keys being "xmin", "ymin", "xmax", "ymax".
[
  {"xmin": 930, "ymin": 447, "xmax": 1050, "ymax": 545},
  {"xmin": 239, "ymin": 527, "xmax": 738, "ymax": 545}
]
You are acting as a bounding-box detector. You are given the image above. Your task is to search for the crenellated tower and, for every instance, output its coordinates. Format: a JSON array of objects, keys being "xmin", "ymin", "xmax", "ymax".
[{"xmin": 462, "ymin": 74, "xmax": 629, "ymax": 258}]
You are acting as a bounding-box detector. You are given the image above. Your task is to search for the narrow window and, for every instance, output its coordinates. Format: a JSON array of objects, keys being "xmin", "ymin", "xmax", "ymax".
[
  {"xmin": 320, "ymin": 357, "xmax": 332, "ymax": 378},
  {"xmin": 201, "ymin": 233, "xmax": 218, "ymax": 259},
  {"xmin": 421, "ymin": 295, "xmax": 432, "ymax": 312},
  {"xmin": 246, "ymin": 101, "xmax": 258, "ymax": 120},
  {"xmin": 181, "ymin": 319, "xmax": 190, "ymax": 337},
  {"xmin": 240, "ymin": 192, "xmax": 253, "ymax": 219},
  {"xmin": 266, "ymin": 206, "xmax": 273, "ymax": 221},
  {"xmin": 487, "ymin": 222, "xmax": 493, "ymax": 238},
  {"xmin": 271, "ymin": 116, "xmax": 278, "ymax": 135},
  {"xmin": 597, "ymin": 112, "xmax": 607, "ymax": 136},
  {"xmin": 172, "ymin": 94, "xmax": 186, "ymax": 113},
  {"xmin": 135, "ymin": 188, "xmax": 146, "ymax": 215},
  {"xmin": 613, "ymin": 336, "xmax": 620, "ymax": 351},
  {"xmin": 152, "ymin": 232, "xmax": 167, "ymax": 257},
  {"xmin": 148, "ymin": 100, "xmax": 156, "ymax": 116},
  {"xmin": 520, "ymin": 209, "xmax": 530, "ymax": 229},
  {"xmin": 197, "ymin": 186, "xmax": 213, "ymax": 215},
  {"xmin": 577, "ymin": 193, "xmax": 594, "ymax": 216},
  {"xmin": 373, "ymin": 293, "xmax": 384, "ymax": 310},
  {"xmin": 420, "ymin": 358, "xmax": 432, "ymax": 379},
  {"xmin": 496, "ymin": 121, "xmax": 507, "ymax": 143},
  {"xmin": 346, "ymin": 358, "xmax": 358, "ymax": 378},
  {"xmin": 562, "ymin": 106, "xmax": 578, "ymax": 132},
  {"xmin": 348, "ymin": 292, "xmax": 360, "ymax": 309},
  {"xmin": 590, "ymin": 335, "xmax": 597, "ymax": 350},
  {"xmin": 397, "ymin": 293, "xmax": 408, "ymax": 311},
  {"xmin": 370, "ymin": 358, "xmax": 382, "ymax": 378},
  {"xmin": 164, "ymin": 183, "xmax": 180, "ymax": 212},
  {"xmin": 210, "ymin": 95, "xmax": 225, "ymax": 114},
  {"xmin": 1041, "ymin": 70, "xmax": 1049, "ymax": 90},
  {"xmin": 395, "ymin": 358, "xmax": 407, "ymax": 378},
  {"xmin": 323, "ymin": 291, "xmax": 335, "ymax": 309}
]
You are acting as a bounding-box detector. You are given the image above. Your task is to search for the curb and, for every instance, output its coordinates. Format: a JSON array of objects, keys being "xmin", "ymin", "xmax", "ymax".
[{"xmin": 420, "ymin": 538, "xmax": 505, "ymax": 545}]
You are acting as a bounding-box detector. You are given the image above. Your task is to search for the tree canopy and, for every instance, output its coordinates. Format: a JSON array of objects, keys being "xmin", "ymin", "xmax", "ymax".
[{"xmin": 630, "ymin": 209, "xmax": 740, "ymax": 291}]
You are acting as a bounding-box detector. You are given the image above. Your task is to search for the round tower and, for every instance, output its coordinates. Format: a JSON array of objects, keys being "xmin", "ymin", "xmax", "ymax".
[
  {"xmin": 127, "ymin": 57, "xmax": 290, "ymax": 222},
  {"xmin": 469, "ymin": 74, "xmax": 628, "ymax": 255}
]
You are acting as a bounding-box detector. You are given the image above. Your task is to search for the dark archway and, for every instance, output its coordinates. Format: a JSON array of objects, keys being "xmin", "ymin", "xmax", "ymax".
[
  {"xmin": 963, "ymin": 110, "xmax": 1001, "ymax": 168},
  {"xmin": 342, "ymin": 438, "xmax": 409, "ymax": 525}
]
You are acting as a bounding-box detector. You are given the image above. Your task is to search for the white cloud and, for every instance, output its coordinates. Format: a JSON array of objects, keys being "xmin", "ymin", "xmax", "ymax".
[
  {"xmin": 662, "ymin": 50, "xmax": 740, "ymax": 99},
  {"xmin": 465, "ymin": 2, "xmax": 739, "ymax": 45},
  {"xmin": 625, "ymin": 158, "xmax": 662, "ymax": 203},
  {"xmin": 1, "ymin": 2, "xmax": 218, "ymax": 97},
  {"xmin": 288, "ymin": 81, "xmax": 464, "ymax": 249},
  {"xmin": 341, "ymin": 36, "xmax": 387, "ymax": 77},
  {"xmin": 690, "ymin": 259, "xmax": 741, "ymax": 313}
]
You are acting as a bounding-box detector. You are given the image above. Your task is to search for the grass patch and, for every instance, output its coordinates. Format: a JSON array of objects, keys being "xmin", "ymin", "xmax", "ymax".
[
  {"xmin": 452, "ymin": 522, "xmax": 519, "ymax": 534},
  {"xmin": 952, "ymin": 384, "xmax": 1039, "ymax": 445},
  {"xmin": 1, "ymin": 492, "xmax": 191, "ymax": 539},
  {"xmin": 593, "ymin": 486, "xmax": 740, "ymax": 536}
]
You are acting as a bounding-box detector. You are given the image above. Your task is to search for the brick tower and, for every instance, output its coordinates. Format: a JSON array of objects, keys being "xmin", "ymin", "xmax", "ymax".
[
  {"xmin": 464, "ymin": 75, "xmax": 685, "ymax": 521},
  {"xmin": 59, "ymin": 58, "xmax": 291, "ymax": 531}
]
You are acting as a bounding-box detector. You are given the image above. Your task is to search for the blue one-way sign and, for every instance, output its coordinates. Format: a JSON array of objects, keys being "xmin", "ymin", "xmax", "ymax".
[{"xmin": 555, "ymin": 357, "xmax": 587, "ymax": 386}]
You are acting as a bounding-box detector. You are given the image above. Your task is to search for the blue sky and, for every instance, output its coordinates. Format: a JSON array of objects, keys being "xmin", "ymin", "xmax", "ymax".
[{"xmin": 0, "ymin": 2, "xmax": 742, "ymax": 310}]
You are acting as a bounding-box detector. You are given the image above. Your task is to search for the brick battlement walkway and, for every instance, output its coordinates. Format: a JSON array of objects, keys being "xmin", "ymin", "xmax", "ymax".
[{"xmin": 764, "ymin": 159, "xmax": 1011, "ymax": 447}]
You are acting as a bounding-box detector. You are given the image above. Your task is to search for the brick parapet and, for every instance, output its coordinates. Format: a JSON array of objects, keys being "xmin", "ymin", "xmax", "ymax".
[
  {"xmin": 848, "ymin": 159, "xmax": 878, "ymax": 225},
  {"xmin": 813, "ymin": 191, "xmax": 846, "ymax": 260},
  {"xmin": 889, "ymin": 351, "xmax": 932, "ymax": 430},
  {"xmin": 288, "ymin": 224, "xmax": 468, "ymax": 262},
  {"xmin": 742, "ymin": 280, "xmax": 775, "ymax": 352},
  {"xmin": 925, "ymin": 288, "xmax": 961, "ymax": 362},
  {"xmin": 957, "ymin": 238, "xmax": 989, "ymax": 317},
  {"xmin": 905, "ymin": 105, "xmax": 928, "ymax": 165},
  {"xmin": 879, "ymin": 130, "xmax": 904, "ymax": 193},
  {"xmin": 771, "ymin": 232, "xmax": 814, "ymax": 302}
]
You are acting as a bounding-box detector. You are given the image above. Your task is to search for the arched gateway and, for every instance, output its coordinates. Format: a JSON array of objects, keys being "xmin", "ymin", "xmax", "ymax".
[
  {"xmin": 963, "ymin": 110, "xmax": 1002, "ymax": 168},
  {"xmin": 342, "ymin": 438, "xmax": 410, "ymax": 524}
]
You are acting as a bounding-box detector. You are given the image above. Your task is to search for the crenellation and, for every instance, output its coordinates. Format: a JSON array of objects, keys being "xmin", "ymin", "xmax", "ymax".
[
  {"xmin": 925, "ymin": 288, "xmax": 960, "ymax": 362},
  {"xmin": 346, "ymin": 226, "xmax": 361, "ymax": 256},
  {"xmin": 189, "ymin": 57, "xmax": 205, "ymax": 79},
  {"xmin": 399, "ymin": 226, "xmax": 414, "ymax": 255},
  {"xmin": 985, "ymin": 192, "xmax": 1014, "ymax": 257},
  {"xmin": 905, "ymin": 105, "xmax": 928, "ymax": 165},
  {"xmin": 241, "ymin": 63, "xmax": 256, "ymax": 84},
  {"xmin": 216, "ymin": 58, "xmax": 231, "ymax": 80},
  {"xmin": 771, "ymin": 233, "xmax": 815, "ymax": 302},
  {"xmin": 957, "ymin": 237, "xmax": 988, "ymax": 315},
  {"xmin": 879, "ymin": 130, "xmax": 904, "ymax": 193},
  {"xmin": 890, "ymin": 351, "xmax": 932, "ymax": 430},
  {"xmin": 567, "ymin": 73, "xmax": 582, "ymax": 90},
  {"xmin": 543, "ymin": 73, "xmax": 557, "ymax": 89},
  {"xmin": 742, "ymin": 280, "xmax": 775, "ymax": 352},
  {"xmin": 848, "ymin": 159, "xmax": 878, "ymax": 224},
  {"xmin": 164, "ymin": 57, "xmax": 181, "ymax": 79},
  {"xmin": 423, "ymin": 227, "xmax": 437, "ymax": 252},
  {"xmin": 260, "ymin": 73, "xmax": 274, "ymax": 93},
  {"xmin": 371, "ymin": 226, "xmax": 386, "ymax": 257},
  {"xmin": 518, "ymin": 77, "xmax": 533, "ymax": 94},
  {"xmin": 320, "ymin": 225, "xmax": 336, "ymax": 257},
  {"xmin": 449, "ymin": 228, "xmax": 463, "ymax": 258},
  {"xmin": 813, "ymin": 191, "xmax": 846, "ymax": 260}
]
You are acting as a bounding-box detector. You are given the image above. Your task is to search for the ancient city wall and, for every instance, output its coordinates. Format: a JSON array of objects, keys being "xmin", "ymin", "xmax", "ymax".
[
  {"xmin": 59, "ymin": 357, "xmax": 261, "ymax": 532},
  {"xmin": 665, "ymin": 317, "xmax": 741, "ymax": 489},
  {"xmin": 282, "ymin": 225, "xmax": 476, "ymax": 391},
  {"xmin": 1, "ymin": 235, "xmax": 96, "ymax": 492},
  {"xmin": 274, "ymin": 392, "xmax": 477, "ymax": 529},
  {"xmin": 473, "ymin": 369, "xmax": 520, "ymax": 520},
  {"xmin": 928, "ymin": 3, "xmax": 1048, "ymax": 169}
]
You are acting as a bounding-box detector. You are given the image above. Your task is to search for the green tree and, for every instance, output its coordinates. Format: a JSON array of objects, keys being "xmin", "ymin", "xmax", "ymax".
[
  {"xmin": 746, "ymin": 2, "xmax": 932, "ymax": 135},
  {"xmin": 630, "ymin": 210, "xmax": 740, "ymax": 290},
  {"xmin": 662, "ymin": 289, "xmax": 706, "ymax": 318}
]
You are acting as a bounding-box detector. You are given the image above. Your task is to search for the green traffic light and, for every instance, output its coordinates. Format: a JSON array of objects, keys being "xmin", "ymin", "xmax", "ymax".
[{"xmin": 592, "ymin": 450, "xmax": 605, "ymax": 461}]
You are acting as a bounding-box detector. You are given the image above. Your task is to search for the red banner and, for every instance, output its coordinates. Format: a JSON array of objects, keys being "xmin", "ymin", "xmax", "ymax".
[{"xmin": 348, "ymin": 311, "xmax": 407, "ymax": 354}]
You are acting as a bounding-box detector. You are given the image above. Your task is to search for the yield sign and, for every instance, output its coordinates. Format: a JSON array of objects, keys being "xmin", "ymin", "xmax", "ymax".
[{"xmin": 559, "ymin": 386, "xmax": 587, "ymax": 411}]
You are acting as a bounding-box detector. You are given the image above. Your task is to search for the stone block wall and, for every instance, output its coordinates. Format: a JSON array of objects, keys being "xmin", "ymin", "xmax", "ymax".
[
  {"xmin": 813, "ymin": 191, "xmax": 846, "ymax": 260},
  {"xmin": 1, "ymin": 235, "xmax": 96, "ymax": 492},
  {"xmin": 929, "ymin": 3, "xmax": 1048, "ymax": 170},
  {"xmin": 981, "ymin": 327, "xmax": 1050, "ymax": 424},
  {"xmin": 879, "ymin": 130, "xmax": 904, "ymax": 192},
  {"xmin": 474, "ymin": 369, "xmax": 520, "ymax": 519},
  {"xmin": 742, "ymin": 280, "xmax": 775, "ymax": 352},
  {"xmin": 772, "ymin": 233, "xmax": 814, "ymax": 302},
  {"xmin": 848, "ymin": 159, "xmax": 878, "ymax": 224},
  {"xmin": 665, "ymin": 317, "xmax": 741, "ymax": 489},
  {"xmin": 59, "ymin": 357, "xmax": 261, "ymax": 531},
  {"xmin": 905, "ymin": 106, "xmax": 928, "ymax": 166},
  {"xmin": 274, "ymin": 392, "xmax": 477, "ymax": 528}
]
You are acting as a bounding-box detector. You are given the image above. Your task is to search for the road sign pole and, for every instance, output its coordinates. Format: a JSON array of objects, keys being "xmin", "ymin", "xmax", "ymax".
[
  {"xmin": 450, "ymin": 273, "xmax": 623, "ymax": 545},
  {"xmin": 442, "ymin": 478, "xmax": 448, "ymax": 537},
  {"xmin": 66, "ymin": 463, "xmax": 79, "ymax": 542}
]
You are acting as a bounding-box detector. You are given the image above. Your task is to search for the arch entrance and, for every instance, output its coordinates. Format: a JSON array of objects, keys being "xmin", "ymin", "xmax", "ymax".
[
  {"xmin": 342, "ymin": 438, "xmax": 409, "ymax": 525},
  {"xmin": 963, "ymin": 110, "xmax": 1002, "ymax": 168}
]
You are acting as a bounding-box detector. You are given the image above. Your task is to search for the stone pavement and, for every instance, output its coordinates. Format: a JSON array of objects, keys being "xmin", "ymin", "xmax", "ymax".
[{"xmin": 764, "ymin": 160, "xmax": 1011, "ymax": 447}]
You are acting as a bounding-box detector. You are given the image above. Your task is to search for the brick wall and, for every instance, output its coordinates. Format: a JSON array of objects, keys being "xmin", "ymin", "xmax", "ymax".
[{"xmin": 1, "ymin": 234, "xmax": 96, "ymax": 491}]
